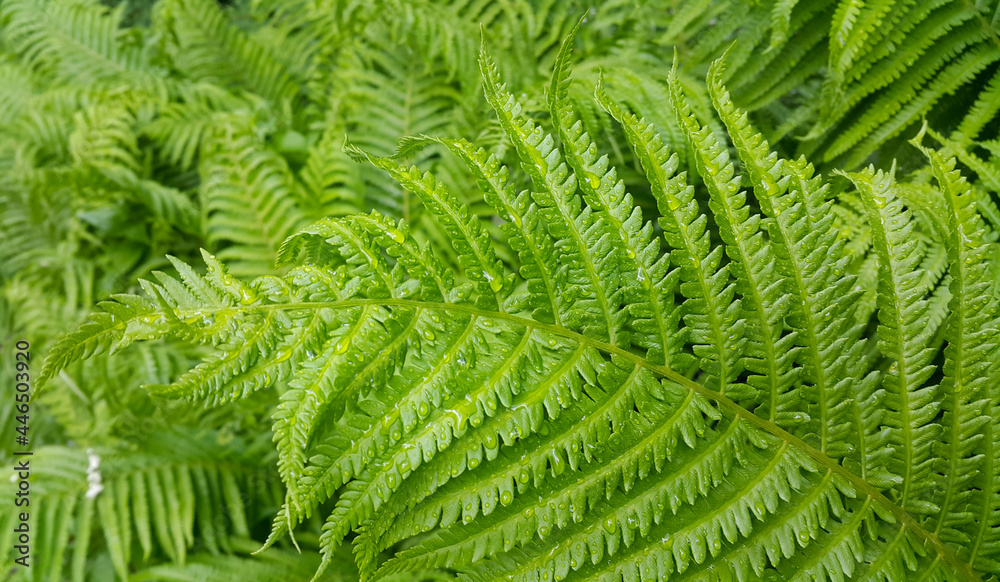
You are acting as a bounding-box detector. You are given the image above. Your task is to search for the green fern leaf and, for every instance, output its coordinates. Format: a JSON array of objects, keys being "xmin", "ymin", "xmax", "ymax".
[{"xmin": 40, "ymin": 45, "xmax": 1000, "ymax": 582}]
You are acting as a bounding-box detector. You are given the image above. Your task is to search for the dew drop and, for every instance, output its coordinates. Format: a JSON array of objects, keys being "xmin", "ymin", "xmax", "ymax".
[
  {"xmin": 603, "ymin": 516, "xmax": 617, "ymax": 534},
  {"xmin": 387, "ymin": 228, "xmax": 405, "ymax": 243},
  {"xmin": 484, "ymin": 270, "xmax": 503, "ymax": 293}
]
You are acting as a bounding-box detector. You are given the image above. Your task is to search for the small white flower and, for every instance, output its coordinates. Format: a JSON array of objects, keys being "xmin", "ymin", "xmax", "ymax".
[
  {"xmin": 85, "ymin": 448, "xmax": 103, "ymax": 499},
  {"xmin": 87, "ymin": 449, "xmax": 100, "ymax": 473}
]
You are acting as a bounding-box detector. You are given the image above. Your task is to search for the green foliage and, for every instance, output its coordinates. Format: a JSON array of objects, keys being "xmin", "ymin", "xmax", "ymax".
[
  {"xmin": 36, "ymin": 29, "xmax": 1000, "ymax": 582},
  {"xmin": 1, "ymin": 430, "xmax": 279, "ymax": 580},
  {"xmin": 5, "ymin": 0, "xmax": 1000, "ymax": 580}
]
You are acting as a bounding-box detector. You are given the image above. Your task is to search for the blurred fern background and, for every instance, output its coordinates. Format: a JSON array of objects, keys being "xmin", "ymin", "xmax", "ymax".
[{"xmin": 1, "ymin": 0, "xmax": 999, "ymax": 580}]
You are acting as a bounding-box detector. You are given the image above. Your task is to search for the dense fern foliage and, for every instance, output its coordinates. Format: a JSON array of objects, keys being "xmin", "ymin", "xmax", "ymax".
[{"xmin": 4, "ymin": 0, "xmax": 1000, "ymax": 580}]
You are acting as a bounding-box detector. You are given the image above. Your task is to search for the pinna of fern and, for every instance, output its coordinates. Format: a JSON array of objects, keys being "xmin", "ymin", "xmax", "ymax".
[{"xmin": 39, "ymin": 31, "xmax": 1000, "ymax": 582}]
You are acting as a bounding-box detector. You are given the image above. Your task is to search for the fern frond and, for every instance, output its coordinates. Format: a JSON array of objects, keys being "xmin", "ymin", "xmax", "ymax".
[
  {"xmin": 710, "ymin": 55, "xmax": 877, "ymax": 465},
  {"xmin": 478, "ymin": 42, "xmax": 630, "ymax": 347},
  {"xmin": 40, "ymin": 43, "xmax": 1000, "ymax": 582},
  {"xmin": 924, "ymin": 127, "xmax": 1000, "ymax": 237},
  {"xmin": 198, "ymin": 118, "xmax": 308, "ymax": 277},
  {"xmin": 336, "ymin": 46, "xmax": 467, "ymax": 223},
  {"xmin": 691, "ymin": 54, "xmax": 799, "ymax": 419},
  {"xmin": 911, "ymin": 132, "xmax": 1000, "ymax": 573},
  {"xmin": 143, "ymin": 84, "xmax": 254, "ymax": 172},
  {"xmin": 806, "ymin": 0, "xmax": 1000, "ymax": 167},
  {"xmin": 344, "ymin": 144, "xmax": 511, "ymax": 308},
  {"xmin": 157, "ymin": 0, "xmax": 299, "ymax": 104},
  {"xmin": 0, "ymin": 0, "xmax": 167, "ymax": 90},
  {"xmin": 599, "ymin": 61, "xmax": 738, "ymax": 392},
  {"xmin": 298, "ymin": 127, "xmax": 366, "ymax": 220},
  {"xmin": 422, "ymin": 136, "xmax": 568, "ymax": 324},
  {"xmin": 550, "ymin": 25, "xmax": 681, "ymax": 370},
  {"xmin": 956, "ymin": 66, "xmax": 1000, "ymax": 141},
  {"xmin": 842, "ymin": 165, "xmax": 941, "ymax": 512}
]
